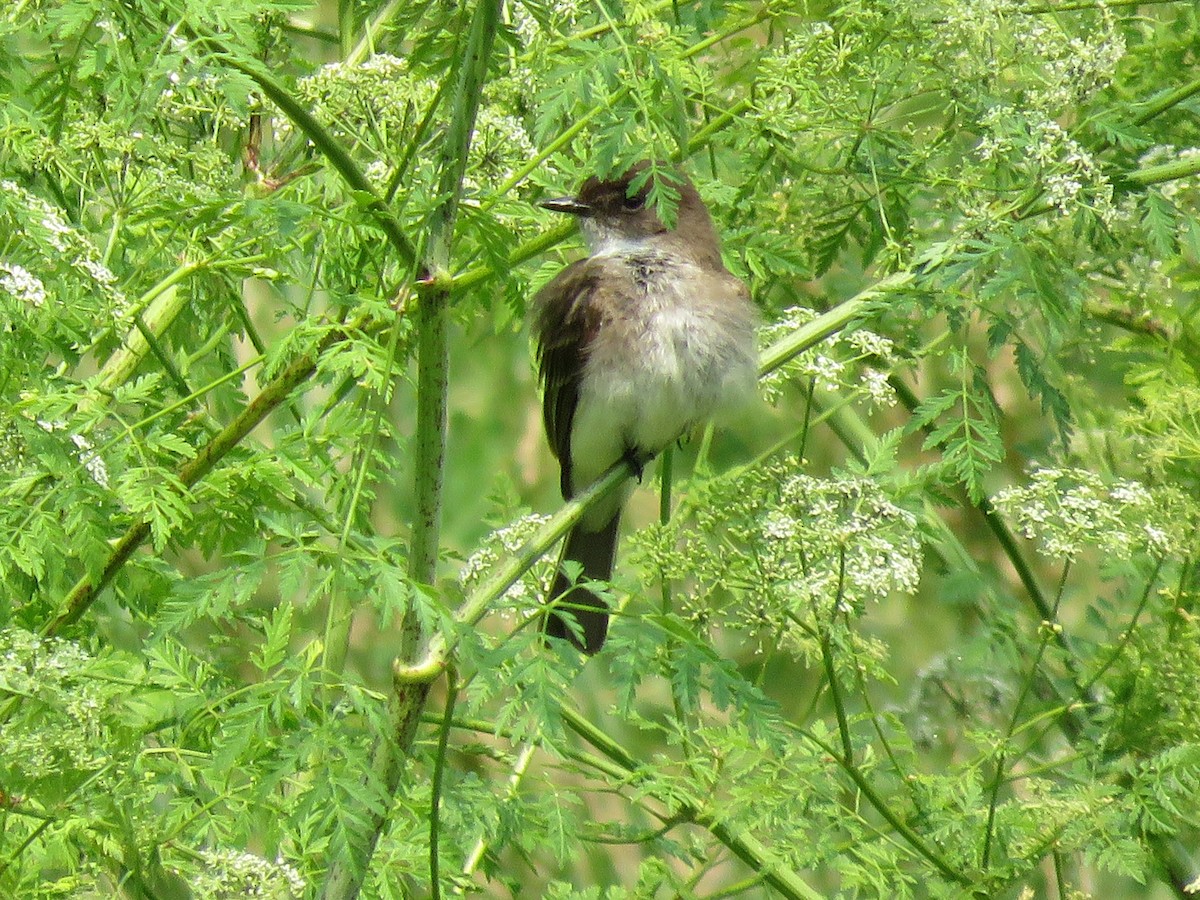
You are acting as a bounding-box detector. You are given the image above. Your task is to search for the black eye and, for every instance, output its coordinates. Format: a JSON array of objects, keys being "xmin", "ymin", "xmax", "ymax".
[{"xmin": 623, "ymin": 193, "xmax": 645, "ymax": 211}]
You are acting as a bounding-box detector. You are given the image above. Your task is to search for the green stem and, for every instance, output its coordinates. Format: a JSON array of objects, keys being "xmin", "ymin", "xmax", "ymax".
[
  {"xmin": 347, "ymin": 1, "xmax": 401, "ymax": 62},
  {"xmin": 1016, "ymin": 0, "xmax": 1192, "ymax": 16},
  {"xmin": 790, "ymin": 725, "xmax": 976, "ymax": 888},
  {"xmin": 1132, "ymin": 75, "xmax": 1200, "ymax": 127},
  {"xmin": 405, "ymin": 0, "xmax": 501, "ymax": 651},
  {"xmin": 658, "ymin": 445, "xmax": 673, "ymax": 613},
  {"xmin": 560, "ymin": 705, "xmax": 828, "ymax": 900},
  {"xmin": 456, "ymin": 739, "xmax": 537, "ymax": 888},
  {"xmin": 42, "ymin": 327, "xmax": 343, "ymax": 636},
  {"xmin": 337, "ymin": 0, "xmax": 355, "ymax": 58},
  {"xmin": 211, "ymin": 50, "xmax": 419, "ymax": 272},
  {"xmin": 457, "ymin": 741, "xmax": 538, "ymax": 889},
  {"xmin": 532, "ymin": 0, "xmax": 674, "ymax": 56},
  {"xmin": 429, "ymin": 668, "xmax": 459, "ymax": 900},
  {"xmin": 130, "ymin": 311, "xmax": 191, "ymax": 398},
  {"xmin": 408, "ymin": 288, "xmax": 450, "ymax": 589},
  {"xmin": 759, "ymin": 273, "xmax": 914, "ymax": 378},
  {"xmin": 1127, "ymin": 155, "xmax": 1200, "ymax": 188},
  {"xmin": 686, "ymin": 99, "xmax": 752, "ymax": 156},
  {"xmin": 103, "ymin": 354, "xmax": 263, "ymax": 451},
  {"xmin": 91, "ymin": 260, "xmax": 202, "ymax": 401},
  {"xmin": 273, "ymin": 3, "xmax": 408, "ymax": 175},
  {"xmin": 1075, "ymin": 556, "xmax": 1165, "ymax": 705},
  {"xmin": 680, "ymin": 8, "xmax": 773, "ymax": 59},
  {"xmin": 320, "ymin": 3, "xmax": 502, "ymax": 896},
  {"xmin": 822, "ymin": 550, "xmax": 853, "ymax": 763},
  {"xmin": 448, "ymin": 221, "xmax": 575, "ymax": 294},
  {"xmin": 395, "ymin": 463, "xmax": 632, "ymax": 682}
]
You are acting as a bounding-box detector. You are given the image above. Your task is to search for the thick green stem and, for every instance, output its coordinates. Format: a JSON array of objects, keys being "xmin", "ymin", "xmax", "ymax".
[
  {"xmin": 407, "ymin": 0, "xmax": 500, "ymax": 585},
  {"xmin": 1128, "ymin": 155, "xmax": 1200, "ymax": 188},
  {"xmin": 320, "ymin": 2, "xmax": 502, "ymax": 897},
  {"xmin": 94, "ymin": 262, "xmax": 200, "ymax": 397},
  {"xmin": 1132, "ymin": 75, "xmax": 1200, "ymax": 127},
  {"xmin": 337, "ymin": 0, "xmax": 354, "ymax": 58},
  {"xmin": 407, "ymin": 290, "xmax": 450, "ymax": 598}
]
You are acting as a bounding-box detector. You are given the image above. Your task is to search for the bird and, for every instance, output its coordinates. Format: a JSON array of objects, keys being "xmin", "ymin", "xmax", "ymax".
[{"xmin": 531, "ymin": 161, "xmax": 759, "ymax": 653}]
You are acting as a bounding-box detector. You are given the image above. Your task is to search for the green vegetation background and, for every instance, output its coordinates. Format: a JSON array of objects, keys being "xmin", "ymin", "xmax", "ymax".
[{"xmin": 1, "ymin": 0, "xmax": 1200, "ymax": 898}]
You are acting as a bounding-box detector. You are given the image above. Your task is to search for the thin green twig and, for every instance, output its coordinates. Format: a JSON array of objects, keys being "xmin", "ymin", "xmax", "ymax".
[{"xmin": 560, "ymin": 705, "xmax": 829, "ymax": 900}]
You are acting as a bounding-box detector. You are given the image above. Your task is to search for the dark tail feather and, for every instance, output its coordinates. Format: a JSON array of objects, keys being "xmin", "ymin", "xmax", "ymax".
[{"xmin": 544, "ymin": 515, "xmax": 620, "ymax": 654}]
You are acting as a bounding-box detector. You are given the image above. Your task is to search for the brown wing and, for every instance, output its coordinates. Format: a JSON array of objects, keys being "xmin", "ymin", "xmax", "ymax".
[{"xmin": 532, "ymin": 259, "xmax": 603, "ymax": 499}]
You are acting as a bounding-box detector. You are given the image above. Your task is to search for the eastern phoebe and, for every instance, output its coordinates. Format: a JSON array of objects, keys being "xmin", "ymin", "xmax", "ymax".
[{"xmin": 532, "ymin": 161, "xmax": 759, "ymax": 654}]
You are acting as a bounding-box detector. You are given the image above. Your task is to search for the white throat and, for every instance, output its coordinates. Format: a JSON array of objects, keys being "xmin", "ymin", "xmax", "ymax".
[{"xmin": 579, "ymin": 219, "xmax": 658, "ymax": 257}]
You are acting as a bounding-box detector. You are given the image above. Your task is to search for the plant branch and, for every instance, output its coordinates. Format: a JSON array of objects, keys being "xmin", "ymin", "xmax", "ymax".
[
  {"xmin": 42, "ymin": 321, "xmax": 355, "ymax": 636},
  {"xmin": 758, "ymin": 272, "xmax": 914, "ymax": 377},
  {"xmin": 560, "ymin": 705, "xmax": 829, "ymax": 900},
  {"xmin": 394, "ymin": 463, "xmax": 632, "ymax": 682},
  {"xmin": 207, "ymin": 48, "xmax": 420, "ymax": 273},
  {"xmin": 1131, "ymin": 75, "xmax": 1200, "ymax": 127},
  {"xmin": 319, "ymin": 1, "xmax": 502, "ymax": 894}
]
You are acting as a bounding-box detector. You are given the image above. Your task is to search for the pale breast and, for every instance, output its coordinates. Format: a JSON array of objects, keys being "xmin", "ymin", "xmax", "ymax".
[{"xmin": 577, "ymin": 253, "xmax": 758, "ymax": 469}]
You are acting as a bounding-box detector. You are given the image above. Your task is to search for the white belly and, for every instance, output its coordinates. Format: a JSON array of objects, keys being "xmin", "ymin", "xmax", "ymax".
[{"xmin": 568, "ymin": 270, "xmax": 757, "ymax": 525}]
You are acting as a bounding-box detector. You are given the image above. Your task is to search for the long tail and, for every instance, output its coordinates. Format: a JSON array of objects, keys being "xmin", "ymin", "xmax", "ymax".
[{"xmin": 544, "ymin": 514, "xmax": 620, "ymax": 654}]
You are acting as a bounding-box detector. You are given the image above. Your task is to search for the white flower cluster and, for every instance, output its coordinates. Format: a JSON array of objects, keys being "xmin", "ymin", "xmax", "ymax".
[
  {"xmin": 1, "ymin": 180, "xmax": 127, "ymax": 316},
  {"xmin": 0, "ymin": 629, "xmax": 92, "ymax": 695},
  {"xmin": 460, "ymin": 106, "xmax": 537, "ymax": 190},
  {"xmin": 844, "ymin": 330, "xmax": 896, "ymax": 359},
  {"xmin": 994, "ymin": 467, "xmax": 1188, "ymax": 561},
  {"xmin": 978, "ymin": 110, "xmax": 1116, "ymax": 224},
  {"xmin": 1039, "ymin": 28, "xmax": 1126, "ymax": 108},
  {"xmin": 939, "ymin": 1, "xmax": 1124, "ymax": 111},
  {"xmin": 76, "ymin": 255, "xmax": 117, "ymax": 286},
  {"xmin": 951, "ymin": 2, "xmax": 1124, "ymax": 226},
  {"xmin": 71, "ymin": 432, "xmax": 110, "ymax": 488},
  {"xmin": 0, "ymin": 415, "xmax": 22, "ymax": 471},
  {"xmin": 40, "ymin": 207, "xmax": 73, "ymax": 252},
  {"xmin": 763, "ymin": 473, "xmax": 923, "ymax": 611},
  {"xmin": 0, "ymin": 262, "xmax": 47, "ymax": 308},
  {"xmin": 0, "ymin": 629, "xmax": 111, "ymax": 780},
  {"xmin": 639, "ymin": 459, "xmax": 924, "ymax": 653},
  {"xmin": 190, "ymin": 848, "xmax": 305, "ymax": 899},
  {"xmin": 508, "ymin": 0, "xmax": 585, "ymax": 47},
  {"xmin": 295, "ymin": 54, "xmax": 436, "ymax": 146},
  {"xmin": 804, "ymin": 354, "xmax": 844, "ymax": 391},
  {"xmin": 760, "ymin": 307, "xmax": 899, "ymax": 408}
]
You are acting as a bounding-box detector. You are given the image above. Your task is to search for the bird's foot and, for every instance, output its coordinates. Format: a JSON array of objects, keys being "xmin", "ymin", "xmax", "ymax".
[{"xmin": 622, "ymin": 447, "xmax": 649, "ymax": 482}]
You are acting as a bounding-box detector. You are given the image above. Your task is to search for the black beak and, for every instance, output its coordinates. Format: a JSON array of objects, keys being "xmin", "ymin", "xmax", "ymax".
[{"xmin": 539, "ymin": 197, "xmax": 592, "ymax": 216}]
